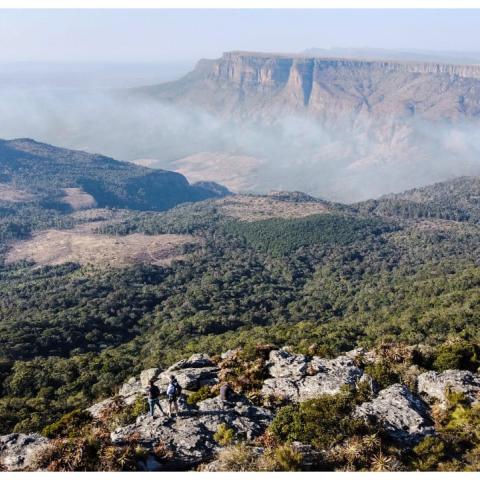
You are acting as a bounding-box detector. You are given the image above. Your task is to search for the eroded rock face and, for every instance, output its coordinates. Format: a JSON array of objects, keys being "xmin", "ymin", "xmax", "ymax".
[
  {"xmin": 168, "ymin": 353, "xmax": 215, "ymax": 371},
  {"xmin": 157, "ymin": 366, "xmax": 219, "ymax": 391},
  {"xmin": 111, "ymin": 395, "xmax": 273, "ymax": 470},
  {"xmin": 355, "ymin": 384, "xmax": 434, "ymax": 445},
  {"xmin": 0, "ymin": 433, "xmax": 49, "ymax": 471},
  {"xmin": 417, "ymin": 370, "xmax": 480, "ymax": 406},
  {"xmin": 119, "ymin": 377, "xmax": 142, "ymax": 400},
  {"xmin": 261, "ymin": 351, "xmax": 363, "ymax": 402},
  {"xmin": 267, "ymin": 349, "xmax": 307, "ymax": 379},
  {"xmin": 303, "ymin": 355, "xmax": 363, "ymax": 398},
  {"xmin": 140, "ymin": 368, "xmax": 161, "ymax": 388}
]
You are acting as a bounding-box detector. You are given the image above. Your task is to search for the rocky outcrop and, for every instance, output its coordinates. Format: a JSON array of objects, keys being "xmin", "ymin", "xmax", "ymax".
[
  {"xmin": 142, "ymin": 51, "xmax": 480, "ymax": 122},
  {"xmin": 266, "ymin": 349, "xmax": 307, "ymax": 379},
  {"xmin": 9, "ymin": 348, "xmax": 480, "ymax": 471},
  {"xmin": 417, "ymin": 370, "xmax": 480, "ymax": 406},
  {"xmin": 0, "ymin": 433, "xmax": 49, "ymax": 471},
  {"xmin": 355, "ymin": 384, "xmax": 434, "ymax": 445},
  {"xmin": 88, "ymin": 354, "xmax": 220, "ymax": 420},
  {"xmin": 140, "ymin": 369, "xmax": 161, "ymax": 388},
  {"xmin": 111, "ymin": 396, "xmax": 273, "ymax": 469},
  {"xmin": 262, "ymin": 350, "xmax": 363, "ymax": 402}
]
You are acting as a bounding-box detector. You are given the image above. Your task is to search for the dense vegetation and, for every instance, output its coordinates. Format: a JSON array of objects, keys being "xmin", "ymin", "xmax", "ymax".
[
  {"xmin": 0, "ymin": 138, "xmax": 226, "ymax": 211},
  {"xmin": 1, "ymin": 169, "xmax": 480, "ymax": 452}
]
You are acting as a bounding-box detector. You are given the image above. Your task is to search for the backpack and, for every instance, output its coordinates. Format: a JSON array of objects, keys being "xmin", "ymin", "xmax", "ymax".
[
  {"xmin": 167, "ymin": 381, "xmax": 182, "ymax": 398},
  {"xmin": 149, "ymin": 384, "xmax": 160, "ymax": 399}
]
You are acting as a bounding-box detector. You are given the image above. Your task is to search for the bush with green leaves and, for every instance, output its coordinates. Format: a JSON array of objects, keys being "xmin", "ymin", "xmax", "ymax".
[
  {"xmin": 214, "ymin": 423, "xmax": 235, "ymax": 446},
  {"xmin": 269, "ymin": 390, "xmax": 369, "ymax": 450},
  {"xmin": 187, "ymin": 385, "xmax": 215, "ymax": 406},
  {"xmin": 42, "ymin": 409, "xmax": 93, "ymax": 439},
  {"xmin": 364, "ymin": 361, "xmax": 401, "ymax": 390},
  {"xmin": 432, "ymin": 341, "xmax": 480, "ymax": 372}
]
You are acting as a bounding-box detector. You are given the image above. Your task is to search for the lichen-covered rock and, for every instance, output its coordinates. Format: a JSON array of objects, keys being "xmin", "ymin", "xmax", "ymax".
[
  {"xmin": 157, "ymin": 366, "xmax": 219, "ymax": 392},
  {"xmin": 261, "ymin": 354, "xmax": 363, "ymax": 402},
  {"xmin": 417, "ymin": 370, "xmax": 480, "ymax": 406},
  {"xmin": 355, "ymin": 384, "xmax": 434, "ymax": 445},
  {"xmin": 140, "ymin": 368, "xmax": 161, "ymax": 388},
  {"xmin": 168, "ymin": 353, "xmax": 215, "ymax": 371},
  {"xmin": 303, "ymin": 355, "xmax": 363, "ymax": 399},
  {"xmin": 261, "ymin": 377, "xmax": 301, "ymax": 401},
  {"xmin": 0, "ymin": 433, "xmax": 49, "ymax": 471},
  {"xmin": 87, "ymin": 398, "xmax": 117, "ymax": 419},
  {"xmin": 267, "ymin": 350, "xmax": 307, "ymax": 379},
  {"xmin": 119, "ymin": 377, "xmax": 142, "ymax": 397},
  {"xmin": 111, "ymin": 395, "xmax": 273, "ymax": 470}
]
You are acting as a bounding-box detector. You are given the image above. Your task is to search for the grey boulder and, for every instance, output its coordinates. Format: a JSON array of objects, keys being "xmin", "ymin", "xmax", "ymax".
[
  {"xmin": 0, "ymin": 433, "xmax": 49, "ymax": 471},
  {"xmin": 261, "ymin": 354, "xmax": 363, "ymax": 402},
  {"xmin": 417, "ymin": 369, "xmax": 480, "ymax": 406},
  {"xmin": 267, "ymin": 350, "xmax": 307, "ymax": 379},
  {"xmin": 355, "ymin": 384, "xmax": 434, "ymax": 445}
]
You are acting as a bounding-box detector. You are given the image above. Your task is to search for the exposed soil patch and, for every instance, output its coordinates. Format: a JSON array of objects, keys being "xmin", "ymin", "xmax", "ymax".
[
  {"xmin": 214, "ymin": 194, "xmax": 329, "ymax": 222},
  {"xmin": 61, "ymin": 188, "xmax": 97, "ymax": 210},
  {"xmin": 0, "ymin": 183, "xmax": 35, "ymax": 203},
  {"xmin": 5, "ymin": 228, "xmax": 199, "ymax": 268}
]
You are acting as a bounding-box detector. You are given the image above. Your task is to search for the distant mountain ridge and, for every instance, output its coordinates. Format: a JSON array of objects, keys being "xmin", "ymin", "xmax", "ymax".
[
  {"xmin": 130, "ymin": 50, "xmax": 480, "ymax": 201},
  {"xmin": 302, "ymin": 46, "xmax": 480, "ymax": 65},
  {"xmin": 137, "ymin": 51, "xmax": 480, "ymax": 120},
  {"xmin": 0, "ymin": 138, "xmax": 229, "ymax": 211}
]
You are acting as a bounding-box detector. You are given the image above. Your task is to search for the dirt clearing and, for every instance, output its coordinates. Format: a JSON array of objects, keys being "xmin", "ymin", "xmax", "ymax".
[
  {"xmin": 213, "ymin": 195, "xmax": 329, "ymax": 222},
  {"xmin": 61, "ymin": 188, "xmax": 97, "ymax": 210},
  {"xmin": 0, "ymin": 183, "xmax": 35, "ymax": 202},
  {"xmin": 5, "ymin": 229, "xmax": 199, "ymax": 268}
]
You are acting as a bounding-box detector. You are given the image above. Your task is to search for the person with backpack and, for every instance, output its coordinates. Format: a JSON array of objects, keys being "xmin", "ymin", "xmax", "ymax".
[
  {"xmin": 166, "ymin": 375, "xmax": 182, "ymax": 417},
  {"xmin": 146, "ymin": 379, "xmax": 165, "ymax": 417}
]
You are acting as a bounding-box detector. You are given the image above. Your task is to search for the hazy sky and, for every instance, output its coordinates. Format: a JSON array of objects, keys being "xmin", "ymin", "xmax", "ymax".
[{"xmin": 1, "ymin": 9, "xmax": 480, "ymax": 63}]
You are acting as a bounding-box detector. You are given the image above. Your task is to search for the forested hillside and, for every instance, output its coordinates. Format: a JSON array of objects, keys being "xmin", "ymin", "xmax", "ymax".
[
  {"xmin": 1, "ymin": 165, "xmax": 480, "ymax": 442},
  {"xmin": 0, "ymin": 138, "xmax": 228, "ymax": 214}
]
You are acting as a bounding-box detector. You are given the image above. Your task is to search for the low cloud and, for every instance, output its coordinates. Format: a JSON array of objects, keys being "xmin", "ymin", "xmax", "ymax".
[{"xmin": 1, "ymin": 84, "xmax": 480, "ymax": 202}]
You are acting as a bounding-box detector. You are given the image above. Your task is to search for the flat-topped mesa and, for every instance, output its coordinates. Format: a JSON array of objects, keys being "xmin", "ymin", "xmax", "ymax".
[
  {"xmin": 141, "ymin": 50, "xmax": 480, "ymax": 120},
  {"xmin": 218, "ymin": 51, "xmax": 480, "ymax": 82}
]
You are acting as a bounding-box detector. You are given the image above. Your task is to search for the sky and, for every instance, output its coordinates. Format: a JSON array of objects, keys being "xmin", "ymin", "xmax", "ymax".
[{"xmin": 1, "ymin": 9, "xmax": 480, "ymax": 63}]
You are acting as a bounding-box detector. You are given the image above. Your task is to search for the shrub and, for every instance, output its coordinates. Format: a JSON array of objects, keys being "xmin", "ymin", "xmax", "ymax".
[
  {"xmin": 214, "ymin": 443, "xmax": 259, "ymax": 471},
  {"xmin": 99, "ymin": 395, "xmax": 148, "ymax": 431},
  {"xmin": 187, "ymin": 385, "xmax": 215, "ymax": 406},
  {"xmin": 32, "ymin": 437, "xmax": 102, "ymax": 471},
  {"xmin": 364, "ymin": 361, "xmax": 400, "ymax": 390},
  {"xmin": 412, "ymin": 436, "xmax": 447, "ymax": 471},
  {"xmin": 370, "ymin": 452, "xmax": 402, "ymax": 472},
  {"xmin": 259, "ymin": 444, "xmax": 304, "ymax": 471},
  {"xmin": 269, "ymin": 390, "xmax": 369, "ymax": 450},
  {"xmin": 42, "ymin": 409, "xmax": 93, "ymax": 439},
  {"xmin": 432, "ymin": 341, "xmax": 480, "ymax": 372},
  {"xmin": 214, "ymin": 423, "xmax": 235, "ymax": 446}
]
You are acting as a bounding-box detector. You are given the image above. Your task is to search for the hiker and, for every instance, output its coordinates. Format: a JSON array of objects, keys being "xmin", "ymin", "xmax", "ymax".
[
  {"xmin": 219, "ymin": 382, "xmax": 234, "ymax": 406},
  {"xmin": 146, "ymin": 379, "xmax": 164, "ymax": 417},
  {"xmin": 166, "ymin": 375, "xmax": 182, "ymax": 417}
]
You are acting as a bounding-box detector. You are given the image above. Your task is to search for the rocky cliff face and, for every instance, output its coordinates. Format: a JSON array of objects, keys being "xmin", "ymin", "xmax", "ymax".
[{"xmin": 143, "ymin": 51, "xmax": 480, "ymax": 121}]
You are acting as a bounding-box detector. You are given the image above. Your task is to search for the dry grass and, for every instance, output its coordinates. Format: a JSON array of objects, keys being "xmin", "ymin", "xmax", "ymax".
[
  {"xmin": 213, "ymin": 195, "xmax": 329, "ymax": 222},
  {"xmin": 0, "ymin": 183, "xmax": 35, "ymax": 202},
  {"xmin": 5, "ymin": 227, "xmax": 199, "ymax": 268},
  {"xmin": 61, "ymin": 188, "xmax": 97, "ymax": 210}
]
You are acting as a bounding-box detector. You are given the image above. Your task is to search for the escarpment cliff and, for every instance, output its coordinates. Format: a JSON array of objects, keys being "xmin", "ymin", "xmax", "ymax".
[{"xmin": 139, "ymin": 51, "xmax": 480, "ymax": 121}]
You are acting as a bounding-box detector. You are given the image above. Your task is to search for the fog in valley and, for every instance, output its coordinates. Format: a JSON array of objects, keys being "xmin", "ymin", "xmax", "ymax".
[{"xmin": 2, "ymin": 61, "xmax": 480, "ymax": 202}]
